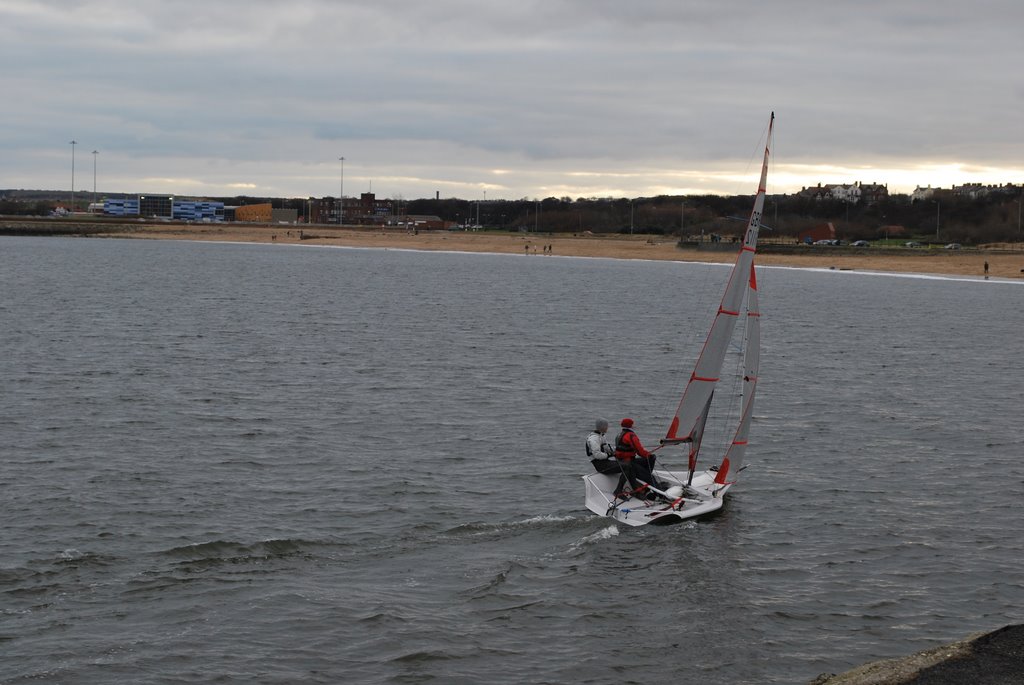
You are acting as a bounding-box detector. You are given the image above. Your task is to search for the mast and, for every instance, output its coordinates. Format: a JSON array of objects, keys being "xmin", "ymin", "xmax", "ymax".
[{"xmin": 663, "ymin": 112, "xmax": 773, "ymax": 454}]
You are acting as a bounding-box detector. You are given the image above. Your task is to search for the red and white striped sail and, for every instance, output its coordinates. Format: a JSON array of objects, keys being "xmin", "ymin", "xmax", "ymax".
[{"xmin": 663, "ymin": 112, "xmax": 773, "ymax": 453}]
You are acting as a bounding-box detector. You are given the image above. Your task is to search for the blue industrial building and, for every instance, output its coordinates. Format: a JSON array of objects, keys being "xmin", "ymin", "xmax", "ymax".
[
  {"xmin": 104, "ymin": 197, "xmax": 140, "ymax": 216},
  {"xmin": 103, "ymin": 195, "xmax": 224, "ymax": 221},
  {"xmin": 172, "ymin": 200, "xmax": 225, "ymax": 222}
]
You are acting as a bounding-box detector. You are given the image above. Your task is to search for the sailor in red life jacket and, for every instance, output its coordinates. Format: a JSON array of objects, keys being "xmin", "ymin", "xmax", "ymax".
[{"xmin": 613, "ymin": 418, "xmax": 657, "ymax": 496}]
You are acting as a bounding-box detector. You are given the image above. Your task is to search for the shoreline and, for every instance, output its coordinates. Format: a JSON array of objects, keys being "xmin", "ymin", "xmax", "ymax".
[
  {"xmin": 6, "ymin": 220, "xmax": 1024, "ymax": 278},
  {"xmin": 810, "ymin": 623, "xmax": 1024, "ymax": 684}
]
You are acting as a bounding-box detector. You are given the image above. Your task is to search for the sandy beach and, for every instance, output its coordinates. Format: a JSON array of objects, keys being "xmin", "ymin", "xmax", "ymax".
[{"xmin": 87, "ymin": 223, "xmax": 1024, "ymax": 279}]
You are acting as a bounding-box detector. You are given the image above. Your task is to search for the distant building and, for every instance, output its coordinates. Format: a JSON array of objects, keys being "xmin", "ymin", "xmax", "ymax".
[
  {"xmin": 910, "ymin": 186, "xmax": 935, "ymax": 202},
  {"xmin": 828, "ymin": 184, "xmax": 861, "ymax": 204},
  {"xmin": 798, "ymin": 181, "xmax": 888, "ymax": 205},
  {"xmin": 306, "ymin": 192, "xmax": 396, "ymax": 225},
  {"xmin": 235, "ymin": 203, "xmax": 273, "ymax": 222},
  {"xmin": 172, "ymin": 199, "xmax": 225, "ymax": 222},
  {"xmin": 797, "ymin": 222, "xmax": 836, "ymax": 243},
  {"xmin": 399, "ymin": 215, "xmax": 457, "ymax": 230},
  {"xmin": 859, "ymin": 183, "xmax": 888, "ymax": 204},
  {"xmin": 952, "ymin": 183, "xmax": 996, "ymax": 199},
  {"xmin": 271, "ymin": 208, "xmax": 298, "ymax": 223},
  {"xmin": 308, "ymin": 197, "xmax": 340, "ymax": 224},
  {"xmin": 139, "ymin": 195, "xmax": 173, "ymax": 218},
  {"xmin": 103, "ymin": 195, "xmax": 223, "ymax": 221},
  {"xmin": 104, "ymin": 196, "xmax": 140, "ymax": 216},
  {"xmin": 350, "ymin": 192, "xmax": 393, "ymax": 224}
]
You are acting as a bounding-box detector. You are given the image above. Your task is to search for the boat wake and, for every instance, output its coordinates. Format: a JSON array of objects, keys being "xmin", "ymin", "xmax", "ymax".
[{"xmin": 571, "ymin": 525, "xmax": 620, "ymax": 548}]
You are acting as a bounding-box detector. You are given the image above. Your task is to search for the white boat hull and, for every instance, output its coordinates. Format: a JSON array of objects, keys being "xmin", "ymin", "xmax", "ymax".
[{"xmin": 582, "ymin": 468, "xmax": 733, "ymax": 527}]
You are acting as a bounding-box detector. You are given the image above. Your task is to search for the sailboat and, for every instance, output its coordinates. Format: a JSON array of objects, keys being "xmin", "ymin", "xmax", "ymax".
[{"xmin": 582, "ymin": 112, "xmax": 773, "ymax": 526}]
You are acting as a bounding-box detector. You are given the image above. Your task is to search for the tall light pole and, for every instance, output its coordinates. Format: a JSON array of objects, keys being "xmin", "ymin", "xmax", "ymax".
[
  {"xmin": 338, "ymin": 156, "xmax": 345, "ymax": 225},
  {"xmin": 630, "ymin": 199, "xmax": 634, "ymax": 235},
  {"xmin": 69, "ymin": 140, "xmax": 77, "ymax": 213},
  {"xmin": 92, "ymin": 150, "xmax": 99, "ymax": 210},
  {"xmin": 935, "ymin": 199, "xmax": 940, "ymax": 240}
]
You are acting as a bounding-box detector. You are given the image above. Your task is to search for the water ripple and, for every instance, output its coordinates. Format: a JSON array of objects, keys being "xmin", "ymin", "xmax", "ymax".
[{"xmin": 1, "ymin": 238, "xmax": 1022, "ymax": 684}]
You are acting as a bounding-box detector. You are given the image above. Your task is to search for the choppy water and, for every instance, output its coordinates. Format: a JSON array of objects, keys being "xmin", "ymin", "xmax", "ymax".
[{"xmin": 1, "ymin": 236, "xmax": 1022, "ymax": 684}]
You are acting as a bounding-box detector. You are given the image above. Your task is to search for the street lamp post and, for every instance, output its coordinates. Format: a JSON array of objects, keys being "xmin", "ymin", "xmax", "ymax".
[
  {"xmin": 338, "ymin": 156, "xmax": 345, "ymax": 225},
  {"xmin": 92, "ymin": 150, "xmax": 98, "ymax": 210},
  {"xmin": 935, "ymin": 200, "xmax": 940, "ymax": 240},
  {"xmin": 69, "ymin": 140, "xmax": 77, "ymax": 213},
  {"xmin": 630, "ymin": 199, "xmax": 634, "ymax": 234}
]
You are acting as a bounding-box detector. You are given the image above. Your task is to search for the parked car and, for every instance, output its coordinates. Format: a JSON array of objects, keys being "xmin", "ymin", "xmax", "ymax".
[
  {"xmin": 944, "ymin": 243, "xmax": 962, "ymax": 250},
  {"xmin": 905, "ymin": 241, "xmax": 923, "ymax": 248},
  {"xmin": 851, "ymin": 240, "xmax": 870, "ymax": 247},
  {"xmin": 814, "ymin": 239, "xmax": 838, "ymax": 245}
]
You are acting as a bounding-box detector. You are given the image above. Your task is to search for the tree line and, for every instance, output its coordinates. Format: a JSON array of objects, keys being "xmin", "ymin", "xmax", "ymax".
[
  {"xmin": 400, "ymin": 191, "xmax": 1023, "ymax": 244},
  {"xmin": 3, "ymin": 187, "xmax": 1021, "ymax": 245}
]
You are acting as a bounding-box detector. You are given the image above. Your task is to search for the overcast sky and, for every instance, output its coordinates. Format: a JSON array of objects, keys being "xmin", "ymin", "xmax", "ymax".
[{"xmin": 2, "ymin": 0, "xmax": 1022, "ymax": 201}]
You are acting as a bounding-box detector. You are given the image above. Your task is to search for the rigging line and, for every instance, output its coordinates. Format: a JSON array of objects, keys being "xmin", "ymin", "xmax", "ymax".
[{"xmin": 728, "ymin": 115, "xmax": 776, "ymax": 198}]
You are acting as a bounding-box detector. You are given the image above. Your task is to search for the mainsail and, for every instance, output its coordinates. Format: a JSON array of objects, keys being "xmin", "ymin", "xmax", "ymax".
[{"xmin": 663, "ymin": 112, "xmax": 773, "ymax": 464}]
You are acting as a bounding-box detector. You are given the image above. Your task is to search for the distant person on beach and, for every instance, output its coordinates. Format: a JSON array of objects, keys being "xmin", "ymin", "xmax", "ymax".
[
  {"xmin": 586, "ymin": 419, "xmax": 618, "ymax": 474},
  {"xmin": 984, "ymin": 261, "xmax": 989, "ymax": 277},
  {"xmin": 613, "ymin": 418, "xmax": 663, "ymax": 497},
  {"xmin": 525, "ymin": 244, "xmax": 529, "ymax": 255}
]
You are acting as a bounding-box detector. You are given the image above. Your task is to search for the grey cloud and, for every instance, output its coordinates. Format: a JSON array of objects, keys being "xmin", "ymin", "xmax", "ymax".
[{"xmin": 1, "ymin": 0, "xmax": 1022, "ymax": 199}]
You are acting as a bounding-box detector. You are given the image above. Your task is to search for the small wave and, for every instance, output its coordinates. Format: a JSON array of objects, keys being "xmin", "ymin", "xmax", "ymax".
[
  {"xmin": 391, "ymin": 649, "xmax": 465, "ymax": 664},
  {"xmin": 444, "ymin": 514, "xmax": 578, "ymax": 537},
  {"xmin": 573, "ymin": 525, "xmax": 620, "ymax": 548},
  {"xmin": 517, "ymin": 514, "xmax": 577, "ymax": 527},
  {"xmin": 54, "ymin": 550, "xmax": 116, "ymax": 567},
  {"xmin": 157, "ymin": 538, "xmax": 319, "ymax": 563},
  {"xmin": 2, "ymin": 551, "xmax": 118, "ymax": 598},
  {"xmin": 463, "ymin": 566, "xmax": 511, "ymax": 598},
  {"xmin": 353, "ymin": 608, "xmax": 409, "ymax": 625}
]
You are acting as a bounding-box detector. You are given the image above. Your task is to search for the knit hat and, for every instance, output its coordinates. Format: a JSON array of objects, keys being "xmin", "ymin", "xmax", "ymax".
[{"xmin": 620, "ymin": 418, "xmax": 634, "ymax": 428}]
